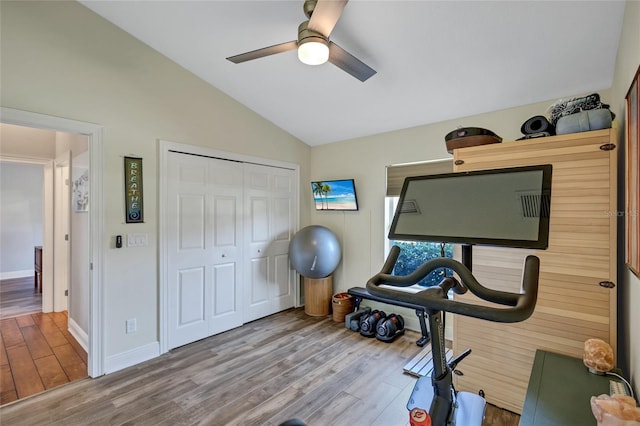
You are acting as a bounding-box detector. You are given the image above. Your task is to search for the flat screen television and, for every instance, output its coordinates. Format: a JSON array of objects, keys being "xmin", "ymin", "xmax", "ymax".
[
  {"xmin": 312, "ymin": 179, "xmax": 359, "ymax": 211},
  {"xmin": 389, "ymin": 164, "xmax": 552, "ymax": 249}
]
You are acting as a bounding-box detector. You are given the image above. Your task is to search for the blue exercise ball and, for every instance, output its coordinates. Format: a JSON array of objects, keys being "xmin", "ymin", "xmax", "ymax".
[{"xmin": 289, "ymin": 225, "xmax": 341, "ymax": 278}]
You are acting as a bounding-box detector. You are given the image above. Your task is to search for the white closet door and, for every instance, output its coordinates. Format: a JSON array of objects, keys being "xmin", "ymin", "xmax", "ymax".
[
  {"xmin": 207, "ymin": 157, "xmax": 244, "ymax": 336},
  {"xmin": 244, "ymin": 163, "xmax": 296, "ymax": 322},
  {"xmin": 166, "ymin": 152, "xmax": 243, "ymax": 349}
]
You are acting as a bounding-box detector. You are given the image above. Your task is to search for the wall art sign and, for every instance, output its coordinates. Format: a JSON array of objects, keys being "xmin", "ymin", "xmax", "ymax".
[{"xmin": 124, "ymin": 156, "xmax": 144, "ymax": 223}]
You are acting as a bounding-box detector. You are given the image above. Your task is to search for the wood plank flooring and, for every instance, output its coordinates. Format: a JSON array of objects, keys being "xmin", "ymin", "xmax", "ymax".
[
  {"xmin": 0, "ymin": 277, "xmax": 42, "ymax": 319},
  {"xmin": 0, "ymin": 308, "xmax": 518, "ymax": 426},
  {"xmin": 0, "ymin": 311, "xmax": 87, "ymax": 405}
]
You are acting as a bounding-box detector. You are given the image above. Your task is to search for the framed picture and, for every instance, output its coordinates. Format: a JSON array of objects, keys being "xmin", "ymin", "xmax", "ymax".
[
  {"xmin": 626, "ymin": 65, "xmax": 640, "ymax": 277},
  {"xmin": 311, "ymin": 179, "xmax": 359, "ymax": 211},
  {"xmin": 124, "ymin": 156, "xmax": 144, "ymax": 223},
  {"xmin": 72, "ymin": 169, "xmax": 89, "ymax": 212}
]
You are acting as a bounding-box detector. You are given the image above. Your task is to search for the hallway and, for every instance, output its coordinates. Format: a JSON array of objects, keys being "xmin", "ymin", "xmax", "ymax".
[{"xmin": 0, "ymin": 277, "xmax": 42, "ymax": 320}]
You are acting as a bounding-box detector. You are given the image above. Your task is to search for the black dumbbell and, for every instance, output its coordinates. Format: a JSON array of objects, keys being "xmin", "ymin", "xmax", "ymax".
[
  {"xmin": 376, "ymin": 314, "xmax": 405, "ymax": 342},
  {"xmin": 359, "ymin": 310, "xmax": 386, "ymax": 337},
  {"xmin": 345, "ymin": 307, "xmax": 371, "ymax": 331}
]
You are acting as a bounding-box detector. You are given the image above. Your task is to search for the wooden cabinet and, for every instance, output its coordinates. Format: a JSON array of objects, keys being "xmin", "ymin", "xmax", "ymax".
[{"xmin": 452, "ymin": 129, "xmax": 617, "ymax": 413}]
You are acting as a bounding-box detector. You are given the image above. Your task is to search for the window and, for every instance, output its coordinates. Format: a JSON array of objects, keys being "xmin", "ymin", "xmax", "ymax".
[
  {"xmin": 385, "ymin": 159, "xmax": 453, "ymax": 287},
  {"xmin": 385, "ymin": 197, "xmax": 453, "ymax": 287}
]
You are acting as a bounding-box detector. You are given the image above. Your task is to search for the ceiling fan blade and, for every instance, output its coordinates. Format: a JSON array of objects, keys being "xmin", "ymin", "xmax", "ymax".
[
  {"xmin": 226, "ymin": 41, "xmax": 298, "ymax": 64},
  {"xmin": 328, "ymin": 42, "xmax": 376, "ymax": 82},
  {"xmin": 307, "ymin": 0, "xmax": 348, "ymax": 37}
]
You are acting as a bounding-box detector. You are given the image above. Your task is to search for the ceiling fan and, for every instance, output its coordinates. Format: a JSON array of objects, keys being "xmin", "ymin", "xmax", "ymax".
[{"xmin": 226, "ymin": 0, "xmax": 376, "ymax": 82}]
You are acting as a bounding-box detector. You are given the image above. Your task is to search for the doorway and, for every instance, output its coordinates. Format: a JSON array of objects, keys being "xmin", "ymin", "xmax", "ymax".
[
  {"xmin": 0, "ymin": 107, "xmax": 104, "ymax": 378},
  {"xmin": 0, "ymin": 126, "xmax": 90, "ymax": 404},
  {"xmin": 0, "ymin": 160, "xmax": 46, "ymax": 319},
  {"xmin": 0, "ymin": 131, "xmax": 87, "ymax": 320}
]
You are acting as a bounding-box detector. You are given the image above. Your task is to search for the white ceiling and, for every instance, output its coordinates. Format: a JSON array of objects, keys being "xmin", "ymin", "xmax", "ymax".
[{"xmin": 80, "ymin": 0, "xmax": 625, "ymax": 146}]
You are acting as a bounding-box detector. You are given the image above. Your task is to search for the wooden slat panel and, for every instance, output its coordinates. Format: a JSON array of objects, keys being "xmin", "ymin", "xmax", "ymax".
[{"xmin": 452, "ymin": 129, "xmax": 617, "ymax": 414}]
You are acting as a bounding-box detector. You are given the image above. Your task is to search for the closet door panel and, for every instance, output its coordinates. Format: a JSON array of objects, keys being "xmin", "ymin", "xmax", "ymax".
[
  {"xmin": 167, "ymin": 152, "xmax": 243, "ymax": 349},
  {"xmin": 167, "ymin": 154, "xmax": 211, "ymax": 349},
  {"xmin": 207, "ymin": 158, "xmax": 243, "ymax": 336},
  {"xmin": 244, "ymin": 164, "xmax": 296, "ymax": 322},
  {"xmin": 166, "ymin": 150, "xmax": 297, "ymax": 348}
]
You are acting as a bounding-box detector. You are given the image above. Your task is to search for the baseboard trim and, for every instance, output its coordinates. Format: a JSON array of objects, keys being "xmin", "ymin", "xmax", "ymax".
[
  {"xmin": 104, "ymin": 342, "xmax": 160, "ymax": 374},
  {"xmin": 67, "ymin": 317, "xmax": 89, "ymax": 352},
  {"xmin": 0, "ymin": 270, "xmax": 33, "ymax": 280}
]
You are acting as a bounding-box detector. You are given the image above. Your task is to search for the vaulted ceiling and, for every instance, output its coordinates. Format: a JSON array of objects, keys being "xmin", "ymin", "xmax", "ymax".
[{"xmin": 81, "ymin": 1, "xmax": 626, "ymax": 146}]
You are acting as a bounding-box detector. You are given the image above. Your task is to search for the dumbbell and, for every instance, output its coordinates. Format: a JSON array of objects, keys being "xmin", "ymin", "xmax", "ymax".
[
  {"xmin": 345, "ymin": 307, "xmax": 371, "ymax": 331},
  {"xmin": 376, "ymin": 314, "xmax": 405, "ymax": 342},
  {"xmin": 359, "ymin": 310, "xmax": 386, "ymax": 337}
]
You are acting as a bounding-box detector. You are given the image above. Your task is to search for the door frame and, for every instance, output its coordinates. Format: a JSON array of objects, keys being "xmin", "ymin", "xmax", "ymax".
[
  {"xmin": 158, "ymin": 139, "xmax": 300, "ymax": 354},
  {"xmin": 53, "ymin": 151, "xmax": 71, "ymax": 312},
  {"xmin": 1, "ymin": 107, "xmax": 105, "ymax": 377}
]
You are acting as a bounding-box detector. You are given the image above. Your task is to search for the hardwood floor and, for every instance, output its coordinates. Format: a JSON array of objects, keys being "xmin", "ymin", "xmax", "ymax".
[
  {"xmin": 0, "ymin": 277, "xmax": 42, "ymax": 319},
  {"xmin": 0, "ymin": 308, "xmax": 518, "ymax": 426},
  {"xmin": 1, "ymin": 311, "xmax": 88, "ymax": 405}
]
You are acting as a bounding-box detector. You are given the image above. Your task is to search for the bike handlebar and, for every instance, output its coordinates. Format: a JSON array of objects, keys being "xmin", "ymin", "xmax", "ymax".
[{"xmin": 365, "ymin": 245, "xmax": 540, "ymax": 323}]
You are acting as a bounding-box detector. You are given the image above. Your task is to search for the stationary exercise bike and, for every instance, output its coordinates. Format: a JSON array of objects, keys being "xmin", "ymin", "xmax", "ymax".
[{"xmin": 366, "ymin": 244, "xmax": 540, "ymax": 426}]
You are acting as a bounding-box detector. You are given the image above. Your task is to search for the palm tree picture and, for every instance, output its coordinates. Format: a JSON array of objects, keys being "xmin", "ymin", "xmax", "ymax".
[{"xmin": 311, "ymin": 180, "xmax": 358, "ymax": 211}]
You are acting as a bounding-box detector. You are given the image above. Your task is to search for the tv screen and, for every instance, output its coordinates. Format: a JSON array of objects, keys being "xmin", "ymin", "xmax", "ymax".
[
  {"xmin": 312, "ymin": 179, "xmax": 359, "ymax": 211},
  {"xmin": 389, "ymin": 164, "xmax": 552, "ymax": 249}
]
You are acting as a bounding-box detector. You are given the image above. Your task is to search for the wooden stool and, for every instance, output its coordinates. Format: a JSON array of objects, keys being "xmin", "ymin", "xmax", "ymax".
[{"xmin": 304, "ymin": 276, "xmax": 333, "ymax": 316}]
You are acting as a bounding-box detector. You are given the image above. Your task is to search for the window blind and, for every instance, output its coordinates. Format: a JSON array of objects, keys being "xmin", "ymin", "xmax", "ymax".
[{"xmin": 386, "ymin": 159, "xmax": 453, "ymax": 197}]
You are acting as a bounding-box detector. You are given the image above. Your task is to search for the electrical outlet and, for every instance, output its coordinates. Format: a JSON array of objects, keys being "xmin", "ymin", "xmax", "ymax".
[{"xmin": 126, "ymin": 318, "xmax": 137, "ymax": 334}]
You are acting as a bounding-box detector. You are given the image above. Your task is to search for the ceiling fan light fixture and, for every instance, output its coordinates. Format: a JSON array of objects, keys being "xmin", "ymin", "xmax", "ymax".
[{"xmin": 297, "ymin": 37, "xmax": 329, "ymax": 65}]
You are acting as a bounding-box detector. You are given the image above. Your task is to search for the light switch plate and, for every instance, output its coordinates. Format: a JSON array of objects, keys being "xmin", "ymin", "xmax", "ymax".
[
  {"xmin": 127, "ymin": 233, "xmax": 148, "ymax": 247},
  {"xmin": 126, "ymin": 318, "xmax": 137, "ymax": 334}
]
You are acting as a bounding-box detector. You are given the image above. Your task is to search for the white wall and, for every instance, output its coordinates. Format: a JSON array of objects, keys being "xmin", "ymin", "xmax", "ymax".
[
  {"xmin": 0, "ymin": 162, "xmax": 44, "ymax": 278},
  {"xmin": 610, "ymin": 0, "xmax": 640, "ymax": 394},
  {"xmin": 0, "ymin": 123, "xmax": 54, "ymax": 280},
  {"xmin": 0, "ymin": 0, "xmax": 310, "ymax": 362}
]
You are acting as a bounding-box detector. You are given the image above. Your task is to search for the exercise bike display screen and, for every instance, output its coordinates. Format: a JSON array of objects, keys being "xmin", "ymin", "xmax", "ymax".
[{"xmin": 389, "ymin": 164, "xmax": 552, "ymax": 249}]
